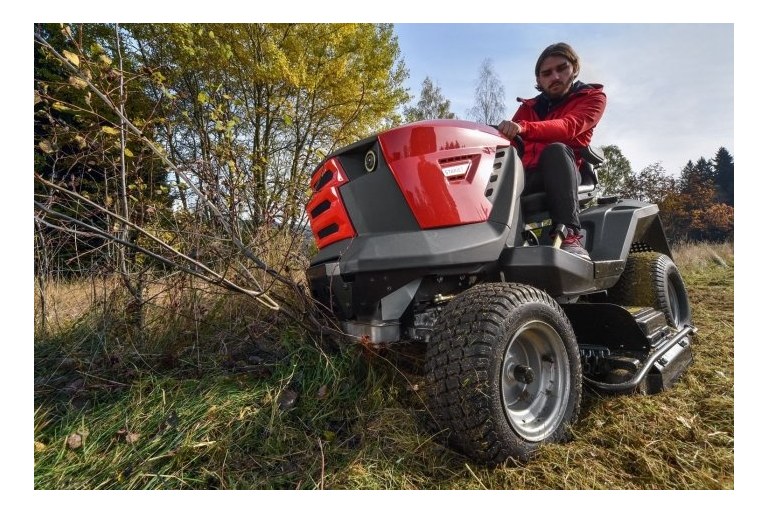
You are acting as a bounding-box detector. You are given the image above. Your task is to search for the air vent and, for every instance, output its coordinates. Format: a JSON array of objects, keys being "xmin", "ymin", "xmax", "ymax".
[
  {"xmin": 318, "ymin": 224, "xmax": 340, "ymax": 239},
  {"xmin": 314, "ymin": 170, "xmax": 333, "ymax": 191},
  {"xmin": 306, "ymin": 157, "xmax": 357, "ymax": 249},
  {"xmin": 630, "ymin": 241, "xmax": 653, "ymax": 253},
  {"xmin": 484, "ymin": 146, "xmax": 508, "ymax": 203},
  {"xmin": 310, "ymin": 200, "xmax": 331, "ymax": 218}
]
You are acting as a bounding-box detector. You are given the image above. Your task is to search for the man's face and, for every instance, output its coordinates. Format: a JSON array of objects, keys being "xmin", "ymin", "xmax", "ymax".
[{"xmin": 536, "ymin": 56, "xmax": 575, "ymax": 99}]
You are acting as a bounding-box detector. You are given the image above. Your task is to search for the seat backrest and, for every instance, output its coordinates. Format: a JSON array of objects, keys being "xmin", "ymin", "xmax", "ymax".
[{"xmin": 577, "ymin": 145, "xmax": 604, "ymax": 194}]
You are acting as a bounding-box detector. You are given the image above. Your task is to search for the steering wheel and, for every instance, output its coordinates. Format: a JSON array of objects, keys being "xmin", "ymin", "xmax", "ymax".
[{"xmin": 488, "ymin": 124, "xmax": 525, "ymax": 158}]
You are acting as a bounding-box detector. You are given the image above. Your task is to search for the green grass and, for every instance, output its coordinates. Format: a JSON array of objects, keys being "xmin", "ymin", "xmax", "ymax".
[{"xmin": 33, "ymin": 242, "xmax": 734, "ymax": 489}]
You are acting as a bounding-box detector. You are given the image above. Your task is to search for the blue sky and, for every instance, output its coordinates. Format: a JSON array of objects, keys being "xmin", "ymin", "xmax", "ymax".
[{"xmin": 394, "ymin": 23, "xmax": 734, "ymax": 175}]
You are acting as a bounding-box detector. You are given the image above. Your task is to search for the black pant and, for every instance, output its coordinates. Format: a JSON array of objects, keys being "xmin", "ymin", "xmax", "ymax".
[{"xmin": 523, "ymin": 143, "xmax": 582, "ymax": 230}]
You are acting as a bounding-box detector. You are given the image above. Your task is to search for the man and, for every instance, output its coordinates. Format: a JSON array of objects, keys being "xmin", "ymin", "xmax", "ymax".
[{"xmin": 498, "ymin": 42, "xmax": 606, "ymax": 259}]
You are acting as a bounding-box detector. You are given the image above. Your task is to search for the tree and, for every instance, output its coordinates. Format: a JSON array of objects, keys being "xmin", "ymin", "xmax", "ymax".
[
  {"xmin": 34, "ymin": 23, "xmax": 411, "ymax": 332},
  {"xmin": 596, "ymin": 145, "xmax": 633, "ymax": 196},
  {"xmin": 466, "ymin": 58, "xmax": 506, "ymax": 125},
  {"xmin": 713, "ymin": 147, "xmax": 734, "ymax": 206},
  {"xmin": 404, "ymin": 76, "xmax": 456, "ymax": 122},
  {"xmin": 624, "ymin": 162, "xmax": 676, "ymax": 205}
]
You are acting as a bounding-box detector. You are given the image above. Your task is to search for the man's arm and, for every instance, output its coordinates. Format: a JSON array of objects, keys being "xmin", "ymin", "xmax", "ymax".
[{"xmin": 514, "ymin": 92, "xmax": 606, "ymax": 142}]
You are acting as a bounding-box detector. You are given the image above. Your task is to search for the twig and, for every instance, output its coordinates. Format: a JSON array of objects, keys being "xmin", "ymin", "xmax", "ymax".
[
  {"xmin": 464, "ymin": 463, "xmax": 488, "ymax": 490},
  {"xmin": 317, "ymin": 437, "xmax": 325, "ymax": 490}
]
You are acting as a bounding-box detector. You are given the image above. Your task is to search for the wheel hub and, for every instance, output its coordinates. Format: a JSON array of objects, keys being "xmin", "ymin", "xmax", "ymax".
[
  {"xmin": 512, "ymin": 365, "xmax": 535, "ymax": 384},
  {"xmin": 501, "ymin": 320, "xmax": 570, "ymax": 442}
]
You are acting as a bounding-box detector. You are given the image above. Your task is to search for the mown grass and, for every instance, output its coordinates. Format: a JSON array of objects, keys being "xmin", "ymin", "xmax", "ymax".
[{"xmin": 33, "ymin": 242, "xmax": 734, "ymax": 489}]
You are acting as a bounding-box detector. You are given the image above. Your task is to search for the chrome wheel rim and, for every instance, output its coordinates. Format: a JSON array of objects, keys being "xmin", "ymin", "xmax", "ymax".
[{"xmin": 501, "ymin": 320, "xmax": 570, "ymax": 441}]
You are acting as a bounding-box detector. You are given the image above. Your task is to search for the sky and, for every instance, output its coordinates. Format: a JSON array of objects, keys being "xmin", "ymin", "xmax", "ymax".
[{"xmin": 393, "ymin": 23, "xmax": 734, "ymax": 176}]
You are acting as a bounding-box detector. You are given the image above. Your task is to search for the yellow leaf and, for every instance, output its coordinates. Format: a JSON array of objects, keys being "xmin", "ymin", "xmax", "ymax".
[
  {"xmin": 101, "ymin": 126, "xmax": 120, "ymax": 136},
  {"xmin": 34, "ymin": 441, "xmax": 47, "ymax": 453},
  {"xmin": 34, "ymin": 90, "xmax": 42, "ymax": 105},
  {"xmin": 124, "ymin": 148, "xmax": 134, "ymax": 157},
  {"xmin": 38, "ymin": 140, "xmax": 54, "ymax": 154},
  {"xmin": 52, "ymin": 102, "xmax": 71, "ymax": 112},
  {"xmin": 68, "ymin": 76, "xmax": 88, "ymax": 89},
  {"xmin": 99, "ymin": 54, "xmax": 112, "ymax": 66},
  {"xmin": 62, "ymin": 50, "xmax": 80, "ymax": 68},
  {"xmin": 75, "ymin": 135, "xmax": 87, "ymax": 149}
]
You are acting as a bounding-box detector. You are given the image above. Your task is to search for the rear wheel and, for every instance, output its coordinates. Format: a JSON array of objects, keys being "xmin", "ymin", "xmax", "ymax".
[
  {"xmin": 609, "ymin": 252, "xmax": 691, "ymax": 328},
  {"xmin": 424, "ymin": 283, "xmax": 582, "ymax": 465}
]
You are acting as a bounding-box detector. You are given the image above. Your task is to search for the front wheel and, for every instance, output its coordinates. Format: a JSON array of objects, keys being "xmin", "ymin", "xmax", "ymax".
[{"xmin": 424, "ymin": 283, "xmax": 582, "ymax": 465}]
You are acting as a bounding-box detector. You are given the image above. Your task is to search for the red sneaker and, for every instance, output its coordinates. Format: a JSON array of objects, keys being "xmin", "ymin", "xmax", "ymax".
[{"xmin": 561, "ymin": 227, "xmax": 590, "ymax": 259}]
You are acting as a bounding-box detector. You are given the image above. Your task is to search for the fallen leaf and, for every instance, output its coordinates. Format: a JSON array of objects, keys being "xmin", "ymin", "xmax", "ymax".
[
  {"xmin": 34, "ymin": 441, "xmax": 47, "ymax": 453},
  {"xmin": 125, "ymin": 432, "xmax": 140, "ymax": 444},
  {"xmin": 278, "ymin": 389, "xmax": 298, "ymax": 411},
  {"xmin": 63, "ymin": 378, "xmax": 84, "ymax": 394},
  {"xmin": 316, "ymin": 384, "xmax": 328, "ymax": 400},
  {"xmin": 66, "ymin": 433, "xmax": 83, "ymax": 450}
]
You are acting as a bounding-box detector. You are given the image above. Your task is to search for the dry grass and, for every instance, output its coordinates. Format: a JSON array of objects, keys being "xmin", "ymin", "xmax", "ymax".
[{"xmin": 33, "ymin": 242, "xmax": 734, "ymax": 489}]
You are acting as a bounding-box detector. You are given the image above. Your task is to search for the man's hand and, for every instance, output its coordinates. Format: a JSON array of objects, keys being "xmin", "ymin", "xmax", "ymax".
[{"xmin": 497, "ymin": 120, "xmax": 524, "ymax": 140}]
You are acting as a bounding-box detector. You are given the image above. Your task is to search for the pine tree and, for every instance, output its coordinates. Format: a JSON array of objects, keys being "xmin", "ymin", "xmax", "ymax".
[{"xmin": 713, "ymin": 147, "xmax": 734, "ymax": 205}]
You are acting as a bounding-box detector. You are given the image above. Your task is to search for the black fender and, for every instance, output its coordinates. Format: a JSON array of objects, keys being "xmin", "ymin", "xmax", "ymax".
[{"xmin": 580, "ymin": 199, "xmax": 672, "ymax": 263}]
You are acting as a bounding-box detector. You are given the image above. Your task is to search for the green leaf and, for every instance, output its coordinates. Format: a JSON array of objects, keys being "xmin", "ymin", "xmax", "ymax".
[
  {"xmin": 38, "ymin": 140, "xmax": 54, "ymax": 154},
  {"xmin": 283, "ymin": 114, "xmax": 293, "ymax": 127},
  {"xmin": 101, "ymin": 126, "xmax": 120, "ymax": 136},
  {"xmin": 62, "ymin": 50, "xmax": 80, "ymax": 68}
]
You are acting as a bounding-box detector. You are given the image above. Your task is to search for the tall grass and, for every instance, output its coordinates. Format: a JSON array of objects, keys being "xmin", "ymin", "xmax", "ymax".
[{"xmin": 33, "ymin": 242, "xmax": 734, "ymax": 489}]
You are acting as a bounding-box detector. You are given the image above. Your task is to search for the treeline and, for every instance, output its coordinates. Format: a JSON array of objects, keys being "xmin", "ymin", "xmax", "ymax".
[{"xmin": 597, "ymin": 145, "xmax": 734, "ymax": 242}]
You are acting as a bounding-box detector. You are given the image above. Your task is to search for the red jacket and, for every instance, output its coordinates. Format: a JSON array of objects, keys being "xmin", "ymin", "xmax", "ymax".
[{"xmin": 512, "ymin": 82, "xmax": 606, "ymax": 171}]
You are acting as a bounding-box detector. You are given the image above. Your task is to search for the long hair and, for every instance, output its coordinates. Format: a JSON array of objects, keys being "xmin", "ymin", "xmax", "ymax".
[{"xmin": 534, "ymin": 42, "xmax": 580, "ymax": 92}]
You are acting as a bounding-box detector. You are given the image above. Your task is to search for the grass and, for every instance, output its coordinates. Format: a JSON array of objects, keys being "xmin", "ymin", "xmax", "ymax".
[{"xmin": 33, "ymin": 242, "xmax": 734, "ymax": 489}]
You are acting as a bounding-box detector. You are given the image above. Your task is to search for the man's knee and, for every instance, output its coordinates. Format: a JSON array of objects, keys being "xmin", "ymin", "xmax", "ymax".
[{"xmin": 541, "ymin": 143, "xmax": 575, "ymax": 160}]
